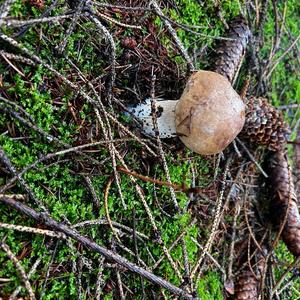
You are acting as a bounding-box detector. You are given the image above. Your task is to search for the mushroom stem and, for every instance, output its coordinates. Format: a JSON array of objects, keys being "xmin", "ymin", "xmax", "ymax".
[{"xmin": 127, "ymin": 98, "xmax": 178, "ymax": 138}]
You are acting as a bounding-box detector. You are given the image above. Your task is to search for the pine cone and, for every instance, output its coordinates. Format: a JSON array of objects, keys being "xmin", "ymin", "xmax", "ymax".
[
  {"xmin": 234, "ymin": 269, "xmax": 259, "ymax": 300},
  {"xmin": 211, "ymin": 16, "xmax": 251, "ymax": 83},
  {"xmin": 234, "ymin": 248, "xmax": 265, "ymax": 300},
  {"xmin": 241, "ymin": 97, "xmax": 290, "ymax": 151},
  {"xmin": 266, "ymin": 151, "xmax": 300, "ymax": 256}
]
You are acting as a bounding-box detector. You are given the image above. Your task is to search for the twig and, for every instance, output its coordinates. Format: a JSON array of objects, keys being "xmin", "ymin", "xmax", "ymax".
[
  {"xmin": 181, "ymin": 238, "xmax": 190, "ymax": 280},
  {"xmin": 83, "ymin": 176, "xmax": 100, "ymax": 211},
  {"xmin": 0, "ymin": 241, "xmax": 36, "ymax": 300},
  {"xmin": 152, "ymin": 218, "xmax": 197, "ymax": 270},
  {"xmin": 73, "ymin": 218, "xmax": 149, "ymax": 240},
  {"xmin": 112, "ymin": 239, "xmax": 125, "ymax": 300},
  {"xmin": 9, "ymin": 257, "xmax": 41, "ymax": 300},
  {"xmin": 0, "ymin": 147, "xmax": 48, "ymax": 211},
  {"xmin": 88, "ymin": 14, "xmax": 116, "ymax": 104},
  {"xmin": 189, "ymin": 237, "xmax": 225, "ymax": 274},
  {"xmin": 93, "ymin": 107, "xmax": 127, "ymax": 210},
  {"xmin": 93, "ymin": 2, "xmax": 151, "ymax": 11},
  {"xmin": 0, "ymin": 13, "xmax": 84, "ymax": 27},
  {"xmin": 74, "ymin": 255, "xmax": 84, "ymax": 299},
  {"xmin": 149, "ymin": 0, "xmax": 194, "ymax": 71},
  {"xmin": 95, "ymin": 257, "xmax": 105, "ymax": 300},
  {"xmin": 262, "ymin": 165, "xmax": 295, "ymax": 299},
  {"xmin": 0, "ymin": 0, "xmax": 16, "ymax": 20},
  {"xmin": 0, "ymin": 222, "xmax": 65, "ymax": 238},
  {"xmin": 278, "ymin": 104, "xmax": 300, "ymax": 110},
  {"xmin": 0, "ymin": 138, "xmax": 138, "ymax": 194},
  {"xmin": 0, "ymin": 196, "xmax": 197, "ymax": 300},
  {"xmin": 55, "ymin": 1, "xmax": 86, "ymax": 55},
  {"xmin": 213, "ymin": 152, "xmax": 223, "ymax": 180},
  {"xmin": 96, "ymin": 11, "xmax": 141, "ymax": 29},
  {"xmin": 150, "ymin": 68, "xmax": 179, "ymax": 211},
  {"xmin": 0, "ymin": 33, "xmax": 156, "ymax": 157},
  {"xmin": 235, "ymin": 138, "xmax": 268, "ymax": 178},
  {"xmin": 117, "ymin": 166, "xmax": 193, "ymax": 192},
  {"xmin": 0, "ymin": 52, "xmax": 25, "ymax": 76},
  {"xmin": 0, "ymin": 105, "xmax": 105, "ymax": 170},
  {"xmin": 278, "ymin": 272, "xmax": 300, "ymax": 296},
  {"xmin": 0, "ymin": 95, "xmax": 35, "ymax": 122},
  {"xmin": 104, "ymin": 177, "xmax": 122, "ymax": 244},
  {"xmin": 191, "ymin": 156, "xmax": 231, "ymax": 280},
  {"xmin": 266, "ymin": 34, "xmax": 300, "ymax": 80},
  {"xmin": 40, "ymin": 240, "xmax": 59, "ymax": 299},
  {"xmin": 244, "ymin": 199, "xmax": 263, "ymax": 253},
  {"xmin": 227, "ymin": 201, "xmax": 241, "ymax": 280},
  {"xmin": 271, "ymin": 256, "xmax": 300, "ymax": 297},
  {"xmin": 132, "ymin": 209, "xmax": 146, "ymax": 298}
]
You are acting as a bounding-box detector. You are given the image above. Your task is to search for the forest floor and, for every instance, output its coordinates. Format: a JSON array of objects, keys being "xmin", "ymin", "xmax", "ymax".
[{"xmin": 0, "ymin": 0, "xmax": 299, "ymax": 299}]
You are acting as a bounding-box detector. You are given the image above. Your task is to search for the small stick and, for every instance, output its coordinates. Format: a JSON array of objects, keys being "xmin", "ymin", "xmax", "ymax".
[
  {"xmin": 96, "ymin": 11, "xmax": 141, "ymax": 29},
  {"xmin": 40, "ymin": 241, "xmax": 59, "ymax": 299},
  {"xmin": 73, "ymin": 218, "xmax": 149, "ymax": 240},
  {"xmin": 152, "ymin": 218, "xmax": 197, "ymax": 270},
  {"xmin": 0, "ymin": 13, "xmax": 84, "ymax": 27},
  {"xmin": 271, "ymin": 256, "xmax": 300, "ymax": 297},
  {"xmin": 190, "ymin": 237, "xmax": 225, "ymax": 274},
  {"xmin": 117, "ymin": 166, "xmax": 197, "ymax": 193},
  {"xmin": 0, "ymin": 52, "xmax": 25, "ymax": 76},
  {"xmin": 0, "ymin": 0, "xmax": 16, "ymax": 20},
  {"xmin": 0, "ymin": 241, "xmax": 36, "ymax": 300},
  {"xmin": 55, "ymin": 2, "xmax": 86, "ymax": 54},
  {"xmin": 266, "ymin": 33, "xmax": 300, "ymax": 80},
  {"xmin": 235, "ymin": 138, "xmax": 268, "ymax": 178},
  {"xmin": 95, "ymin": 257, "xmax": 105, "ymax": 300},
  {"xmin": 104, "ymin": 177, "xmax": 122, "ymax": 244},
  {"xmin": 191, "ymin": 156, "xmax": 231, "ymax": 281},
  {"xmin": 0, "ymin": 222, "xmax": 65, "ymax": 239},
  {"xmin": 83, "ymin": 176, "xmax": 101, "ymax": 211},
  {"xmin": 150, "ymin": 67, "xmax": 179, "ymax": 211},
  {"xmin": 227, "ymin": 201, "xmax": 241, "ymax": 280},
  {"xmin": 9, "ymin": 257, "xmax": 41, "ymax": 300},
  {"xmin": 149, "ymin": 0, "xmax": 194, "ymax": 71}
]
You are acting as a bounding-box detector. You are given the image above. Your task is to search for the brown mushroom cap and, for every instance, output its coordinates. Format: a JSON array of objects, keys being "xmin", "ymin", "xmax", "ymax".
[{"xmin": 175, "ymin": 70, "xmax": 245, "ymax": 155}]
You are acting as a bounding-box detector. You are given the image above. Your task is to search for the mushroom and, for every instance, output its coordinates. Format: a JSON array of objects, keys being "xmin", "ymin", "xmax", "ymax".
[{"xmin": 128, "ymin": 70, "xmax": 245, "ymax": 155}]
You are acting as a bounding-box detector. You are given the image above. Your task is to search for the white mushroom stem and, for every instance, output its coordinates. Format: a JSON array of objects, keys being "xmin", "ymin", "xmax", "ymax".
[{"xmin": 127, "ymin": 98, "xmax": 178, "ymax": 138}]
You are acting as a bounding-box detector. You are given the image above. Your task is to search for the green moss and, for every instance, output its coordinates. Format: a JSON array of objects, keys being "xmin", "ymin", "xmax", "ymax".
[
  {"xmin": 1, "ymin": 0, "xmax": 299, "ymax": 298},
  {"xmin": 197, "ymin": 271, "xmax": 223, "ymax": 300}
]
